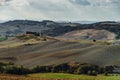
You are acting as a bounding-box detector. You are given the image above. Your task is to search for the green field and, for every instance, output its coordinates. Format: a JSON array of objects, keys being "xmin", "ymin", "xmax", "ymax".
[{"xmin": 28, "ymin": 73, "xmax": 120, "ymax": 80}]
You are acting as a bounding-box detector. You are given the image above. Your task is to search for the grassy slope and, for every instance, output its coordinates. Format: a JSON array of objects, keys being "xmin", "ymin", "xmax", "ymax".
[
  {"xmin": 0, "ymin": 36, "xmax": 120, "ymax": 67},
  {"xmin": 57, "ymin": 29, "xmax": 116, "ymax": 40},
  {"xmin": 29, "ymin": 73, "xmax": 120, "ymax": 80},
  {"xmin": 0, "ymin": 73, "xmax": 120, "ymax": 80}
]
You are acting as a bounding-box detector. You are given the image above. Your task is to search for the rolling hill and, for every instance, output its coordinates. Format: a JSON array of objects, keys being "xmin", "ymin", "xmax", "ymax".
[
  {"xmin": 0, "ymin": 36, "xmax": 120, "ymax": 67},
  {"xmin": 57, "ymin": 29, "xmax": 116, "ymax": 40},
  {"xmin": 0, "ymin": 20, "xmax": 80, "ymax": 37},
  {"xmin": 0, "ymin": 20, "xmax": 120, "ymax": 39},
  {"xmin": 0, "ymin": 20, "xmax": 120, "ymax": 68}
]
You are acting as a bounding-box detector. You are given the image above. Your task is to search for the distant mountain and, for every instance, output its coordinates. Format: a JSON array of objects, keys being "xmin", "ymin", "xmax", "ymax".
[
  {"xmin": 57, "ymin": 21, "xmax": 97, "ymax": 24},
  {"xmin": 0, "ymin": 20, "xmax": 60, "ymax": 37},
  {"xmin": 0, "ymin": 20, "xmax": 120, "ymax": 40},
  {"xmin": 0, "ymin": 20, "xmax": 81, "ymax": 37},
  {"xmin": 72, "ymin": 21, "xmax": 97, "ymax": 24}
]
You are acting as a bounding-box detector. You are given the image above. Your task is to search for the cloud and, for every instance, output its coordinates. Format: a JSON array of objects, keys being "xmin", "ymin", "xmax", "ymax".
[
  {"xmin": 88, "ymin": 0, "xmax": 120, "ymax": 6},
  {"xmin": 69, "ymin": 0, "xmax": 90, "ymax": 6},
  {"xmin": 0, "ymin": 0, "xmax": 5, "ymax": 6},
  {"xmin": 110, "ymin": 0, "xmax": 120, "ymax": 6},
  {"xmin": 0, "ymin": 0, "xmax": 119, "ymax": 21},
  {"xmin": 0, "ymin": 0, "xmax": 11, "ymax": 6}
]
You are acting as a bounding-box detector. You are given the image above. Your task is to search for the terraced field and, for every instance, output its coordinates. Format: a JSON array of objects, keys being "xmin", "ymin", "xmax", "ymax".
[{"xmin": 0, "ymin": 37, "xmax": 120, "ymax": 67}]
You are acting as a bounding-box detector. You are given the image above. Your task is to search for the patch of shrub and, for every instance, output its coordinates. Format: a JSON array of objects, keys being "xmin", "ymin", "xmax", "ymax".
[{"xmin": 0, "ymin": 62, "xmax": 117, "ymax": 76}]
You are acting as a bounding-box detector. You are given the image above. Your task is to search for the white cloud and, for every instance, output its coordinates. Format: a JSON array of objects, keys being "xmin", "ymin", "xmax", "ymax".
[
  {"xmin": 0, "ymin": 0, "xmax": 6, "ymax": 6},
  {"xmin": 0, "ymin": 14, "xmax": 12, "ymax": 20},
  {"xmin": 0, "ymin": 0, "xmax": 119, "ymax": 21}
]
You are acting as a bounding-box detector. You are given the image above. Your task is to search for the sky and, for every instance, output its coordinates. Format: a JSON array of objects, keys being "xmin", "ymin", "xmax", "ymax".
[{"xmin": 0, "ymin": 0, "xmax": 120, "ymax": 22}]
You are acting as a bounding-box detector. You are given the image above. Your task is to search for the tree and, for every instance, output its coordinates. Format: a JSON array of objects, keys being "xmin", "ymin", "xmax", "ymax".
[
  {"xmin": 104, "ymin": 71, "xmax": 108, "ymax": 76},
  {"xmin": 76, "ymin": 67, "xmax": 80, "ymax": 74},
  {"xmin": 93, "ymin": 39, "xmax": 96, "ymax": 42},
  {"xmin": 0, "ymin": 66, "xmax": 4, "ymax": 73},
  {"xmin": 4, "ymin": 65, "xmax": 30, "ymax": 75},
  {"xmin": 105, "ymin": 66, "xmax": 114, "ymax": 73},
  {"xmin": 32, "ymin": 65, "xmax": 40, "ymax": 73},
  {"xmin": 8, "ymin": 62, "xmax": 14, "ymax": 65},
  {"xmin": 51, "ymin": 63, "xmax": 70, "ymax": 73},
  {"xmin": 87, "ymin": 70, "xmax": 92, "ymax": 75},
  {"xmin": 91, "ymin": 70, "xmax": 98, "ymax": 76}
]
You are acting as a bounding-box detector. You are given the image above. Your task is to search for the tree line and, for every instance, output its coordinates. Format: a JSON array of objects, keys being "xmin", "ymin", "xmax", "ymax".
[{"xmin": 0, "ymin": 62, "xmax": 116, "ymax": 76}]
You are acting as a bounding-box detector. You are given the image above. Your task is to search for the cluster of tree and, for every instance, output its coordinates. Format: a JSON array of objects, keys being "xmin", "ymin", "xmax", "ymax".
[
  {"xmin": 0, "ymin": 62, "xmax": 116, "ymax": 76},
  {"xmin": 0, "ymin": 62, "xmax": 30, "ymax": 75}
]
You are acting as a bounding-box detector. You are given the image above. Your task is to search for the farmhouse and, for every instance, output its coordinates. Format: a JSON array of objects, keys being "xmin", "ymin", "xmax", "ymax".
[{"xmin": 26, "ymin": 31, "xmax": 40, "ymax": 36}]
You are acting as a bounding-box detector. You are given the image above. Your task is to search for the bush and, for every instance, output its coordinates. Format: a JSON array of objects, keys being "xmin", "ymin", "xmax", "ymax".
[
  {"xmin": 32, "ymin": 65, "xmax": 52, "ymax": 73},
  {"xmin": 51, "ymin": 63, "xmax": 70, "ymax": 73},
  {"xmin": 105, "ymin": 66, "xmax": 113, "ymax": 73},
  {"xmin": 87, "ymin": 70, "xmax": 92, "ymax": 75},
  {"xmin": 104, "ymin": 71, "xmax": 109, "ymax": 76},
  {"xmin": 0, "ymin": 62, "xmax": 116, "ymax": 75},
  {"xmin": 91, "ymin": 70, "xmax": 98, "ymax": 76},
  {"xmin": 4, "ymin": 65, "xmax": 30, "ymax": 75}
]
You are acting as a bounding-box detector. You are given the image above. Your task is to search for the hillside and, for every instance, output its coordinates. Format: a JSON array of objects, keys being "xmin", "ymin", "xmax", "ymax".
[
  {"xmin": 0, "ymin": 37, "xmax": 120, "ymax": 67},
  {"xmin": 57, "ymin": 29, "xmax": 116, "ymax": 40},
  {"xmin": 0, "ymin": 20, "xmax": 120, "ymax": 68},
  {"xmin": 0, "ymin": 20, "xmax": 120, "ymax": 40},
  {"xmin": 0, "ymin": 20, "xmax": 80, "ymax": 37}
]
